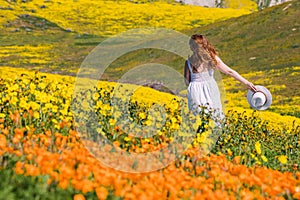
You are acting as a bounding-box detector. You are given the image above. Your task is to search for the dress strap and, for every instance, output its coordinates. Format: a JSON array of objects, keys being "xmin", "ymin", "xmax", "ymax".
[{"xmin": 187, "ymin": 59, "xmax": 193, "ymax": 74}]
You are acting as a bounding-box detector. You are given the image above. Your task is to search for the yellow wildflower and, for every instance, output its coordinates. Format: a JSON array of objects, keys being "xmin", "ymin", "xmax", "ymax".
[
  {"xmin": 29, "ymin": 83, "xmax": 36, "ymax": 91},
  {"xmin": 95, "ymin": 101, "xmax": 102, "ymax": 109},
  {"xmin": 38, "ymin": 82, "xmax": 47, "ymax": 90},
  {"xmin": 261, "ymin": 155, "xmax": 268, "ymax": 162},
  {"xmin": 144, "ymin": 138, "xmax": 150, "ymax": 143},
  {"xmin": 197, "ymin": 135, "xmax": 205, "ymax": 143},
  {"xmin": 51, "ymin": 104, "xmax": 58, "ymax": 112},
  {"xmin": 157, "ymin": 130, "xmax": 163, "ymax": 136},
  {"xmin": 19, "ymin": 99, "xmax": 28, "ymax": 109},
  {"xmin": 93, "ymin": 92, "xmax": 100, "ymax": 101},
  {"xmin": 29, "ymin": 101, "xmax": 40, "ymax": 111},
  {"xmin": 170, "ymin": 117, "xmax": 177, "ymax": 123},
  {"xmin": 278, "ymin": 155, "xmax": 287, "ymax": 164},
  {"xmin": 144, "ymin": 120, "xmax": 152, "ymax": 126},
  {"xmin": 52, "ymin": 119, "xmax": 58, "ymax": 124},
  {"xmin": 255, "ymin": 141, "xmax": 262, "ymax": 155},
  {"xmin": 109, "ymin": 118, "xmax": 116, "ymax": 126},
  {"xmin": 33, "ymin": 112, "xmax": 40, "ymax": 119},
  {"xmin": 226, "ymin": 148, "xmax": 233, "ymax": 156},
  {"xmin": 138, "ymin": 112, "xmax": 146, "ymax": 120}
]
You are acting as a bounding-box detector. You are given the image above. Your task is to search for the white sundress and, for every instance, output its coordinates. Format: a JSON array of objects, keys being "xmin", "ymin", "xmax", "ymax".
[{"xmin": 187, "ymin": 59, "xmax": 224, "ymax": 120}]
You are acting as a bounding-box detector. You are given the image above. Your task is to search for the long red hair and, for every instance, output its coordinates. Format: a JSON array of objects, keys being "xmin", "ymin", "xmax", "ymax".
[{"xmin": 188, "ymin": 34, "xmax": 218, "ymax": 73}]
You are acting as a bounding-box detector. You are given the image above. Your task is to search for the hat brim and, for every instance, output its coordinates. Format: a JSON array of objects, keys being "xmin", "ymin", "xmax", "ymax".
[{"xmin": 247, "ymin": 85, "xmax": 272, "ymax": 110}]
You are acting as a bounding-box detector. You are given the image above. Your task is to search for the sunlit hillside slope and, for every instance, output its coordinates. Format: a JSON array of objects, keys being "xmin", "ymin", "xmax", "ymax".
[
  {"xmin": 0, "ymin": 0, "xmax": 254, "ymax": 36},
  {"xmin": 0, "ymin": 0, "xmax": 299, "ymax": 117}
]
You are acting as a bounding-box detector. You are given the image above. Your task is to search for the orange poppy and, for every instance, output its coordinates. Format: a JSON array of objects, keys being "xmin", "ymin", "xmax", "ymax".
[{"xmin": 73, "ymin": 194, "xmax": 85, "ymax": 200}]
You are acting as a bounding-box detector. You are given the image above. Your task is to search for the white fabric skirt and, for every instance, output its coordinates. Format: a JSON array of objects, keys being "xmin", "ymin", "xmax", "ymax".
[{"xmin": 188, "ymin": 78, "xmax": 223, "ymax": 120}]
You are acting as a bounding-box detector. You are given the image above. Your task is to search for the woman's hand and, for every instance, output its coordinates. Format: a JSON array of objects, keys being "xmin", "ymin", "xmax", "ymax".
[{"xmin": 246, "ymin": 81, "xmax": 257, "ymax": 92}]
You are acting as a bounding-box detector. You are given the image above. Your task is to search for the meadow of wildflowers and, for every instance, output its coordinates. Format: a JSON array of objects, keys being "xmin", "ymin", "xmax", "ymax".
[
  {"xmin": 0, "ymin": 67, "xmax": 299, "ymax": 199},
  {"xmin": 0, "ymin": 0, "xmax": 299, "ymax": 199}
]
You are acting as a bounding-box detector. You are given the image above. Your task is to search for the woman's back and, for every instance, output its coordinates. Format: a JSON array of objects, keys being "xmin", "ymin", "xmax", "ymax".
[{"xmin": 187, "ymin": 59, "xmax": 214, "ymax": 83}]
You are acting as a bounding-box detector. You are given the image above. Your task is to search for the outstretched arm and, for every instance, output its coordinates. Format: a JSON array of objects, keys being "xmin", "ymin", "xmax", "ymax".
[
  {"xmin": 215, "ymin": 56, "xmax": 257, "ymax": 92},
  {"xmin": 184, "ymin": 61, "xmax": 190, "ymax": 86}
]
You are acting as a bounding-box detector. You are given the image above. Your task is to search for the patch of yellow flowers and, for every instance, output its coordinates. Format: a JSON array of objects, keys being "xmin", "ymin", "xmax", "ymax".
[{"xmin": 0, "ymin": 0, "xmax": 256, "ymax": 36}]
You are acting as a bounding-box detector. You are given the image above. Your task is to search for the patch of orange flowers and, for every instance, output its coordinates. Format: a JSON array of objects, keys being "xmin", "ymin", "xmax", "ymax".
[{"xmin": 1, "ymin": 125, "xmax": 299, "ymax": 200}]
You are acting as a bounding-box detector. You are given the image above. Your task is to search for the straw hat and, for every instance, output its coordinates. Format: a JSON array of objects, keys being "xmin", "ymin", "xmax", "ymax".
[{"xmin": 247, "ymin": 85, "xmax": 272, "ymax": 110}]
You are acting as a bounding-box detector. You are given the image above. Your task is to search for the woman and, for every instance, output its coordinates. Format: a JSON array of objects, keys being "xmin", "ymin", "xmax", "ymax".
[{"xmin": 184, "ymin": 34, "xmax": 257, "ymax": 120}]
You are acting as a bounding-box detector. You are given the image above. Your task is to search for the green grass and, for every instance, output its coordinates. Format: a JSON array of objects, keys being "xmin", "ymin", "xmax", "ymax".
[{"xmin": 0, "ymin": 14, "xmax": 105, "ymax": 75}]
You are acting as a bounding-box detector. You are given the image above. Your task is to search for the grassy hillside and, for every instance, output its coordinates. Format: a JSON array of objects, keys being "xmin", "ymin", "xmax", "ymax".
[
  {"xmin": 101, "ymin": 0, "xmax": 300, "ymax": 117},
  {"xmin": 0, "ymin": 0, "xmax": 252, "ymax": 36},
  {"xmin": 101, "ymin": 0, "xmax": 299, "ymax": 82},
  {"xmin": 93, "ymin": 0, "xmax": 300, "ymax": 117},
  {"xmin": 0, "ymin": 0, "xmax": 299, "ymax": 117},
  {"xmin": 0, "ymin": 0, "xmax": 254, "ymax": 74}
]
